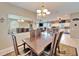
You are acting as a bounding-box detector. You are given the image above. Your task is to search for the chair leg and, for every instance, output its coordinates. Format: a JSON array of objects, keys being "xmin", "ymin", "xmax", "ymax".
[
  {"xmin": 58, "ymin": 45, "xmax": 60, "ymax": 53},
  {"xmin": 23, "ymin": 43, "xmax": 26, "ymax": 51},
  {"xmin": 57, "ymin": 45, "xmax": 65, "ymax": 54},
  {"xmin": 29, "ymin": 50, "xmax": 33, "ymax": 56},
  {"xmin": 54, "ymin": 51, "xmax": 57, "ymax": 56}
]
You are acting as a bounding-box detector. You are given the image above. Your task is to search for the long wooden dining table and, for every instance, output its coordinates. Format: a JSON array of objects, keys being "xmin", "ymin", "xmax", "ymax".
[{"xmin": 22, "ymin": 32, "xmax": 53, "ymax": 55}]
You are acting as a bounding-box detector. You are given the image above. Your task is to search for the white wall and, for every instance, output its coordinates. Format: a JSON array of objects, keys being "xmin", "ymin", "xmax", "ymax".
[
  {"xmin": 0, "ymin": 3, "xmax": 36, "ymax": 50},
  {"xmin": 70, "ymin": 12, "xmax": 79, "ymax": 39},
  {"xmin": 0, "ymin": 21, "xmax": 12, "ymax": 50}
]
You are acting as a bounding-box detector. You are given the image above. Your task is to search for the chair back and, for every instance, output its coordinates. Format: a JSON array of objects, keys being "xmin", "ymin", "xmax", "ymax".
[
  {"xmin": 56, "ymin": 31, "xmax": 63, "ymax": 48},
  {"xmin": 50, "ymin": 31, "xmax": 63, "ymax": 56},
  {"xmin": 35, "ymin": 29, "xmax": 41, "ymax": 38},
  {"xmin": 30, "ymin": 30, "xmax": 35, "ymax": 40},
  {"xmin": 50, "ymin": 33, "xmax": 57, "ymax": 56},
  {"xmin": 12, "ymin": 35, "xmax": 20, "ymax": 55}
]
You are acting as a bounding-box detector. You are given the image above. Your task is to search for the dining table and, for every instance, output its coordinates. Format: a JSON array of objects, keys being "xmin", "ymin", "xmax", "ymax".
[{"xmin": 22, "ymin": 31, "xmax": 53, "ymax": 55}]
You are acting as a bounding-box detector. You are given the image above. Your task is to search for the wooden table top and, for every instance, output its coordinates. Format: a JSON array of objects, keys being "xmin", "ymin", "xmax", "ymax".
[{"xmin": 23, "ymin": 32, "xmax": 53, "ymax": 55}]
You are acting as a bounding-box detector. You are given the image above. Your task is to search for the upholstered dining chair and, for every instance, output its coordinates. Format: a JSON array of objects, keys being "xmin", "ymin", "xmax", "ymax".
[{"xmin": 12, "ymin": 34, "xmax": 31, "ymax": 56}]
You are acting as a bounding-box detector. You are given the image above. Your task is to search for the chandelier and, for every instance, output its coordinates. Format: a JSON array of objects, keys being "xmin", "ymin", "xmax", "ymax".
[{"xmin": 37, "ymin": 3, "xmax": 51, "ymax": 19}]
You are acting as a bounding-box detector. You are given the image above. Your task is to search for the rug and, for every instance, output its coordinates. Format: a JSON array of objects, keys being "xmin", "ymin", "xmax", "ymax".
[{"xmin": 57, "ymin": 43, "xmax": 78, "ymax": 56}]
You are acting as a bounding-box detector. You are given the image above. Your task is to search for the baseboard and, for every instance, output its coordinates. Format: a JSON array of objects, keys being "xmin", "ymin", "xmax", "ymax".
[{"xmin": 0, "ymin": 46, "xmax": 14, "ymax": 56}]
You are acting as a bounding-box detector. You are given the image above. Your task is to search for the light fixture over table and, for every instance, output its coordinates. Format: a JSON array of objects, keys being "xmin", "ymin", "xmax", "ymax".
[{"xmin": 37, "ymin": 3, "xmax": 51, "ymax": 19}]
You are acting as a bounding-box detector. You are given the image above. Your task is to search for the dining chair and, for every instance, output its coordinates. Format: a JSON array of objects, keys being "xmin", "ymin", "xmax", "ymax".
[
  {"xmin": 43, "ymin": 31, "xmax": 63, "ymax": 56},
  {"xmin": 30, "ymin": 30, "xmax": 35, "ymax": 39},
  {"xmin": 43, "ymin": 32, "xmax": 57, "ymax": 56},
  {"xmin": 51, "ymin": 31, "xmax": 63, "ymax": 56},
  {"xmin": 12, "ymin": 34, "xmax": 31, "ymax": 56},
  {"xmin": 35, "ymin": 29, "xmax": 41, "ymax": 38}
]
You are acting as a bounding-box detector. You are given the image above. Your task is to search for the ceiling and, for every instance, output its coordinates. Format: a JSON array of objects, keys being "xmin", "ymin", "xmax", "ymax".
[{"xmin": 9, "ymin": 2, "xmax": 79, "ymax": 21}]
